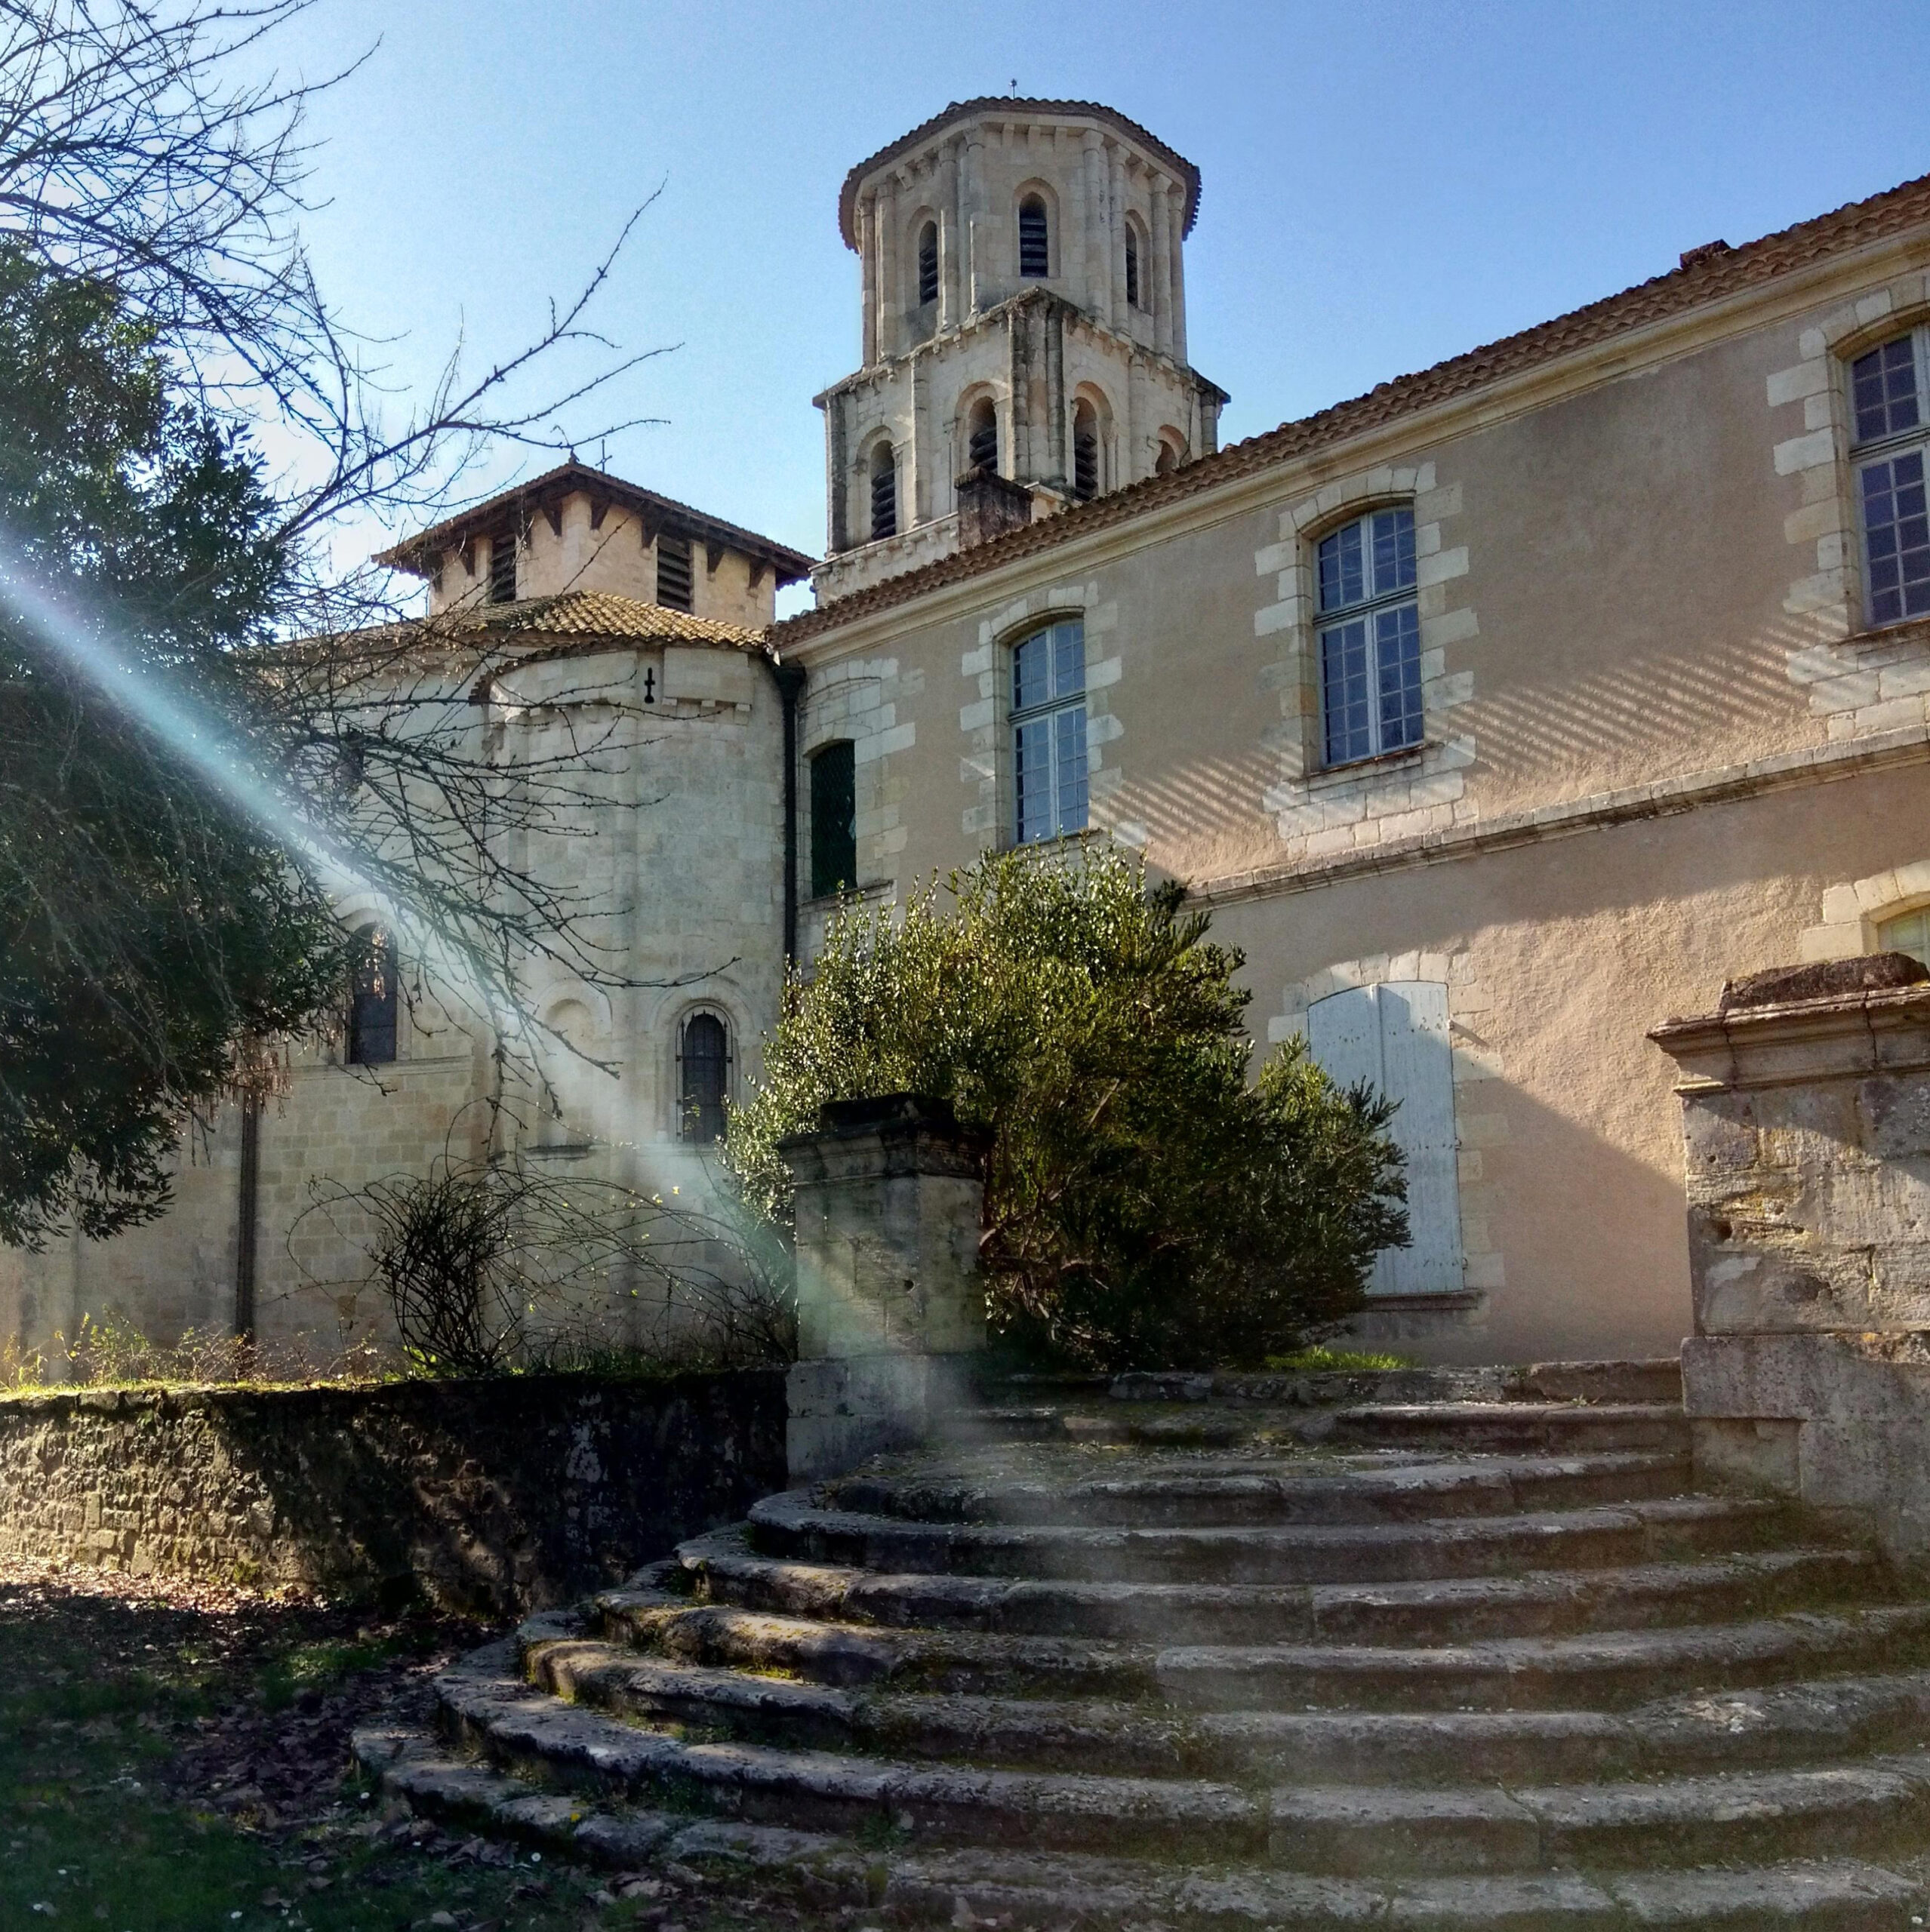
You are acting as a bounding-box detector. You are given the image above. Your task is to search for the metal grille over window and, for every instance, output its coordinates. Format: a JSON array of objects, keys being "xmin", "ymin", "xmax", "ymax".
[
  {"xmin": 1073, "ymin": 400, "xmax": 1098, "ymax": 500},
  {"xmin": 869, "ymin": 443, "xmax": 897, "ymax": 540},
  {"xmin": 1851, "ymin": 327, "xmax": 1930, "ymax": 627},
  {"xmin": 967, "ymin": 398, "xmax": 998, "ymax": 473},
  {"xmin": 917, "ymin": 221, "xmax": 939, "ymax": 306},
  {"xmin": 809, "ymin": 740, "xmax": 857, "ymax": 899},
  {"xmin": 1012, "ymin": 617, "xmax": 1088, "ymax": 845},
  {"xmin": 1125, "ymin": 227, "xmax": 1140, "ymax": 309},
  {"xmin": 655, "ymin": 533, "xmax": 694, "ymax": 613},
  {"xmin": 346, "ymin": 925, "xmax": 397, "ymax": 1066},
  {"xmin": 1017, "ymin": 196, "xmax": 1048, "ymax": 279},
  {"xmin": 679, "ymin": 1013, "xmax": 730, "ymax": 1143},
  {"xmin": 1317, "ymin": 506, "xmax": 1422, "ymax": 766},
  {"xmin": 488, "ymin": 528, "xmax": 516, "ymax": 604}
]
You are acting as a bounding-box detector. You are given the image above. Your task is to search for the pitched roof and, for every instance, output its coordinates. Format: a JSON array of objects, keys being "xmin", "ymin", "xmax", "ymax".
[
  {"xmin": 376, "ymin": 460, "xmax": 815, "ymax": 585},
  {"xmin": 780, "ymin": 165, "xmax": 1930, "ymax": 647},
  {"xmin": 436, "ymin": 589, "xmax": 766, "ymax": 651},
  {"xmin": 839, "ymin": 97, "xmax": 1202, "ymax": 249}
]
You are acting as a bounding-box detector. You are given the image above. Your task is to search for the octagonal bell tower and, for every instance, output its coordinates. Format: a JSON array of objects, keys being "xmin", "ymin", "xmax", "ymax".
[{"xmin": 812, "ymin": 98, "xmax": 1228, "ymax": 604}]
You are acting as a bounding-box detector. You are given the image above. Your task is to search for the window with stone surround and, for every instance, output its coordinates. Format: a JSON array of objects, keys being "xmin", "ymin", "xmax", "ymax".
[
  {"xmin": 1851, "ymin": 325, "xmax": 1930, "ymax": 628},
  {"xmin": 679, "ymin": 1011, "xmax": 731, "ymax": 1143},
  {"xmin": 346, "ymin": 924, "xmax": 397, "ymax": 1066},
  {"xmin": 916, "ymin": 221, "xmax": 939, "ymax": 306},
  {"xmin": 1073, "ymin": 398, "xmax": 1100, "ymax": 500},
  {"xmin": 1017, "ymin": 195, "xmax": 1049, "ymax": 279},
  {"xmin": 1879, "ymin": 907, "xmax": 1930, "ymax": 967},
  {"xmin": 1011, "ymin": 617, "xmax": 1087, "ymax": 845},
  {"xmin": 1124, "ymin": 220, "xmax": 1142, "ymax": 309},
  {"xmin": 1316, "ymin": 506, "xmax": 1422, "ymax": 766},
  {"xmin": 966, "ymin": 396, "xmax": 999, "ymax": 474}
]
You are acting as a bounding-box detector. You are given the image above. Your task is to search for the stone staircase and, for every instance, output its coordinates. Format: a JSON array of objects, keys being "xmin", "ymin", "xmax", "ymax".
[{"xmin": 355, "ymin": 1361, "xmax": 1930, "ymax": 1924}]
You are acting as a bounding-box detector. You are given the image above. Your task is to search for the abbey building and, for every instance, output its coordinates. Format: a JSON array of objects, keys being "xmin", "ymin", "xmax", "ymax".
[{"xmin": 8, "ymin": 97, "xmax": 1930, "ymax": 1369}]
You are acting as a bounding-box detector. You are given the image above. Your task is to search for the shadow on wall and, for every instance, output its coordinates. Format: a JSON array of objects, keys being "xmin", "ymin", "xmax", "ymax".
[{"xmin": 0, "ymin": 1371, "xmax": 789, "ymax": 1617}]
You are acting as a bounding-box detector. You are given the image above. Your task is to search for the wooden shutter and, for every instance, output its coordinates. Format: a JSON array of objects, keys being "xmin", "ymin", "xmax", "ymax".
[{"xmin": 1307, "ymin": 980, "xmax": 1463, "ymax": 1297}]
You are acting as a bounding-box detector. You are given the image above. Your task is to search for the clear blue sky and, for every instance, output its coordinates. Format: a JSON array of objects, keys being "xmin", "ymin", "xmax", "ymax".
[{"xmin": 268, "ymin": 1, "xmax": 1930, "ymax": 614}]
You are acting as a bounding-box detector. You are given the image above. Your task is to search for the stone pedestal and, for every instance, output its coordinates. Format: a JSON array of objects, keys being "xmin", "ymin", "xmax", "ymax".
[
  {"xmin": 1650, "ymin": 954, "xmax": 1930, "ymax": 1553},
  {"xmin": 780, "ymin": 1094, "xmax": 990, "ymax": 1482}
]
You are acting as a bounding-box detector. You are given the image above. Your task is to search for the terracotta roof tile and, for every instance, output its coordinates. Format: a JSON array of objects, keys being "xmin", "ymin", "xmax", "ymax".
[
  {"xmin": 839, "ymin": 98, "xmax": 1201, "ymax": 248},
  {"xmin": 441, "ymin": 590, "xmax": 765, "ymax": 649},
  {"xmin": 779, "ymin": 167, "xmax": 1930, "ymax": 647}
]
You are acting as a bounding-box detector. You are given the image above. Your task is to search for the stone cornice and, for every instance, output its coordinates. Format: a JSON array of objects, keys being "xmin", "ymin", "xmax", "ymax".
[{"xmin": 1192, "ymin": 722, "xmax": 1930, "ymax": 909}]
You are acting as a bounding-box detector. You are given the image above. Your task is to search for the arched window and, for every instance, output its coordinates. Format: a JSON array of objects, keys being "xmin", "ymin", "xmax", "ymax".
[
  {"xmin": 1017, "ymin": 195, "xmax": 1049, "ymax": 279},
  {"xmin": 810, "ymin": 740, "xmax": 857, "ymax": 899},
  {"xmin": 1125, "ymin": 223, "xmax": 1141, "ymax": 309},
  {"xmin": 1317, "ymin": 506, "xmax": 1422, "ymax": 766},
  {"xmin": 966, "ymin": 397, "xmax": 999, "ymax": 474},
  {"xmin": 346, "ymin": 924, "xmax": 397, "ymax": 1066},
  {"xmin": 869, "ymin": 441, "xmax": 897, "ymax": 540},
  {"xmin": 1072, "ymin": 398, "xmax": 1100, "ymax": 501},
  {"xmin": 679, "ymin": 1013, "xmax": 731, "ymax": 1143},
  {"xmin": 1011, "ymin": 617, "xmax": 1087, "ymax": 845},
  {"xmin": 1154, "ymin": 432, "xmax": 1186, "ymax": 476},
  {"xmin": 1850, "ymin": 325, "xmax": 1929, "ymax": 626},
  {"xmin": 916, "ymin": 220, "xmax": 939, "ymax": 306}
]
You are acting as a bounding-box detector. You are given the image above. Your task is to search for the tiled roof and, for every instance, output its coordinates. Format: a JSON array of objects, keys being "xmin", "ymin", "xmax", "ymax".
[
  {"xmin": 838, "ymin": 97, "xmax": 1201, "ymax": 248},
  {"xmin": 377, "ymin": 460, "xmax": 815, "ymax": 584},
  {"xmin": 779, "ymin": 166, "xmax": 1930, "ymax": 647},
  {"xmin": 440, "ymin": 590, "xmax": 765, "ymax": 649}
]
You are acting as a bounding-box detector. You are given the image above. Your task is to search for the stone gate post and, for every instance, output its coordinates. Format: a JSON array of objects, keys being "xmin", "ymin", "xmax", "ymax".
[
  {"xmin": 780, "ymin": 1094, "xmax": 990, "ymax": 1482},
  {"xmin": 1649, "ymin": 954, "xmax": 1930, "ymax": 1555}
]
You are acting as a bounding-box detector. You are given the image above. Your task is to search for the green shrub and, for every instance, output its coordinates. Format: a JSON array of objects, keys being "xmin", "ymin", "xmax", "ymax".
[{"xmin": 727, "ymin": 845, "xmax": 1408, "ymax": 1371}]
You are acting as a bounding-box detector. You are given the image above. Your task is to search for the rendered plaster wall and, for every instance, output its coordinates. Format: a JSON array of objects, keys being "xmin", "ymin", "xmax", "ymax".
[{"xmin": 0, "ymin": 1370, "xmax": 787, "ymax": 1614}]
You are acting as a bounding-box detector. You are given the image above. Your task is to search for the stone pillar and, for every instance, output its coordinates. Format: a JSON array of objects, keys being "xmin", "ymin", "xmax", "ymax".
[
  {"xmin": 938, "ymin": 141, "xmax": 960, "ymax": 333},
  {"xmin": 1170, "ymin": 209, "xmax": 1189, "ymax": 367},
  {"xmin": 877, "ymin": 174, "xmax": 900, "ymax": 362},
  {"xmin": 1107, "ymin": 144, "xmax": 1128, "ymax": 329},
  {"xmin": 1082, "ymin": 132, "xmax": 1110, "ymax": 329},
  {"xmin": 1649, "ymin": 953, "xmax": 1930, "ymax": 1554},
  {"xmin": 1150, "ymin": 174, "xmax": 1175, "ymax": 358},
  {"xmin": 782, "ymin": 1094, "xmax": 989, "ymax": 1482},
  {"xmin": 962, "ymin": 130, "xmax": 987, "ymax": 317},
  {"xmin": 859, "ymin": 191, "xmax": 878, "ymax": 368}
]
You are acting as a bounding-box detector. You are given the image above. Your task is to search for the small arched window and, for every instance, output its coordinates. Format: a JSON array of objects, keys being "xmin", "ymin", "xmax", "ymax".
[
  {"xmin": 346, "ymin": 924, "xmax": 398, "ymax": 1066},
  {"xmin": 869, "ymin": 441, "xmax": 897, "ymax": 541},
  {"xmin": 1017, "ymin": 195, "xmax": 1049, "ymax": 279},
  {"xmin": 1125, "ymin": 225, "xmax": 1140, "ymax": 309},
  {"xmin": 916, "ymin": 220, "xmax": 939, "ymax": 306},
  {"xmin": 1154, "ymin": 432, "xmax": 1186, "ymax": 476},
  {"xmin": 966, "ymin": 397, "xmax": 999, "ymax": 474},
  {"xmin": 1073, "ymin": 398, "xmax": 1100, "ymax": 501},
  {"xmin": 679, "ymin": 1013, "xmax": 731, "ymax": 1143}
]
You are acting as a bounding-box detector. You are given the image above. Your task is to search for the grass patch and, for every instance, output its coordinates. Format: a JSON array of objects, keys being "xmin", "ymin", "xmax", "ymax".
[{"xmin": 1263, "ymin": 1346, "xmax": 1417, "ymax": 1373}]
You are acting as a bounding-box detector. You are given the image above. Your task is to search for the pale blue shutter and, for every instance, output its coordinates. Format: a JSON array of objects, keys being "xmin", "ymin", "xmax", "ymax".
[{"xmin": 1307, "ymin": 981, "xmax": 1464, "ymax": 1297}]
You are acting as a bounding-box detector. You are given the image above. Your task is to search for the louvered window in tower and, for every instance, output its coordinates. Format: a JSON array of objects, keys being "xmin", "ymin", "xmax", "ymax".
[
  {"xmin": 967, "ymin": 398, "xmax": 998, "ymax": 473},
  {"xmin": 1017, "ymin": 196, "xmax": 1048, "ymax": 278},
  {"xmin": 1073, "ymin": 400, "xmax": 1099, "ymax": 500},
  {"xmin": 1125, "ymin": 226, "xmax": 1140, "ymax": 309},
  {"xmin": 656, "ymin": 534, "xmax": 694, "ymax": 612},
  {"xmin": 870, "ymin": 442, "xmax": 897, "ymax": 540},
  {"xmin": 488, "ymin": 528, "xmax": 517, "ymax": 603},
  {"xmin": 917, "ymin": 221, "xmax": 939, "ymax": 306}
]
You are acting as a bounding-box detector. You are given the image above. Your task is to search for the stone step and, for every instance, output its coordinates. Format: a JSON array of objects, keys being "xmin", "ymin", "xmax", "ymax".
[
  {"xmin": 678, "ymin": 1527, "xmax": 1884, "ymax": 1644},
  {"xmin": 819, "ymin": 1448, "xmax": 1695, "ymax": 1527},
  {"xmin": 528, "ymin": 1634, "xmax": 1930, "ymax": 1787},
  {"xmin": 436, "ymin": 1644, "xmax": 1930, "ymax": 1876},
  {"xmin": 1156, "ymin": 1602, "xmax": 1930, "ymax": 1711},
  {"xmin": 746, "ymin": 1489, "xmax": 1810, "ymax": 1586},
  {"xmin": 1095, "ymin": 1358, "xmax": 1685, "ymax": 1409},
  {"xmin": 356, "ymin": 1729, "xmax": 1921, "ymax": 1929}
]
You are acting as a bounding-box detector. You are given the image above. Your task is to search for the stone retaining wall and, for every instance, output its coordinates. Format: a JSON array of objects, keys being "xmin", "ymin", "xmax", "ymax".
[{"xmin": 0, "ymin": 1370, "xmax": 787, "ymax": 1614}]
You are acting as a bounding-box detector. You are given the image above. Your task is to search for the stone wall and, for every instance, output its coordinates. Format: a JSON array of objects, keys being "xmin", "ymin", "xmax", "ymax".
[{"xmin": 0, "ymin": 1369, "xmax": 786, "ymax": 1615}]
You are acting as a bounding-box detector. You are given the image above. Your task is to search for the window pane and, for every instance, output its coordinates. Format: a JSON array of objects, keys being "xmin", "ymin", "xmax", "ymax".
[
  {"xmin": 809, "ymin": 741, "xmax": 857, "ymax": 899},
  {"xmin": 1370, "ymin": 508, "xmax": 1417, "ymax": 597},
  {"xmin": 1375, "ymin": 601, "xmax": 1424, "ymax": 751},
  {"xmin": 1863, "ymin": 451, "xmax": 1930, "ymax": 626},
  {"xmin": 1854, "ymin": 335, "xmax": 1922, "ymax": 445},
  {"xmin": 1014, "ymin": 631, "xmax": 1048, "ymax": 712},
  {"xmin": 348, "ymin": 928, "xmax": 397, "ymax": 1066},
  {"xmin": 1014, "ymin": 715, "xmax": 1050, "ymax": 843},
  {"xmin": 1051, "ymin": 619, "xmax": 1084, "ymax": 697},
  {"xmin": 1321, "ymin": 618, "xmax": 1373, "ymax": 764},
  {"xmin": 681, "ymin": 1014, "xmax": 729, "ymax": 1143},
  {"xmin": 1054, "ymin": 703, "xmax": 1088, "ymax": 835},
  {"xmin": 1318, "ymin": 521, "xmax": 1365, "ymax": 613},
  {"xmin": 1879, "ymin": 909, "xmax": 1930, "ymax": 967}
]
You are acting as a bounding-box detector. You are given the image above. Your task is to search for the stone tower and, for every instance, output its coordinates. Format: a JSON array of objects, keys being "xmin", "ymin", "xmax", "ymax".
[{"xmin": 812, "ymin": 98, "xmax": 1228, "ymax": 603}]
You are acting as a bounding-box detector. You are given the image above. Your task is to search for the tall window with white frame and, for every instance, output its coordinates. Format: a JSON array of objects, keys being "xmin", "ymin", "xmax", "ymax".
[
  {"xmin": 1316, "ymin": 506, "xmax": 1422, "ymax": 766},
  {"xmin": 1851, "ymin": 326, "xmax": 1930, "ymax": 628},
  {"xmin": 1011, "ymin": 617, "xmax": 1087, "ymax": 844}
]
